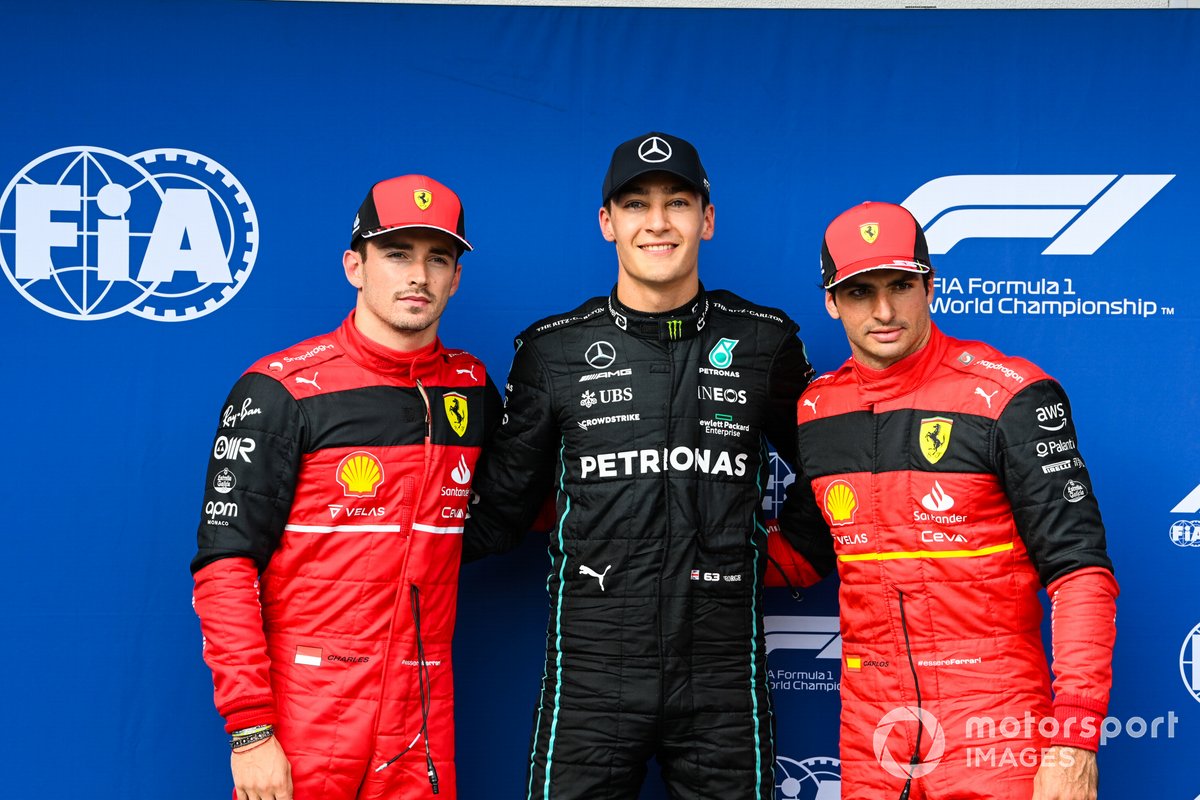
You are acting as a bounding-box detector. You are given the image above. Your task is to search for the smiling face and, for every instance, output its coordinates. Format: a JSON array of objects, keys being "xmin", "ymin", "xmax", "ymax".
[
  {"xmin": 825, "ymin": 268, "xmax": 935, "ymax": 370},
  {"xmin": 342, "ymin": 228, "xmax": 462, "ymax": 351},
  {"xmin": 598, "ymin": 171, "xmax": 714, "ymax": 312}
]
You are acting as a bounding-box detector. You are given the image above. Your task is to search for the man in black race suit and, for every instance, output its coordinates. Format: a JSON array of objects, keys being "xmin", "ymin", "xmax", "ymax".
[{"xmin": 464, "ymin": 132, "xmax": 814, "ymax": 799}]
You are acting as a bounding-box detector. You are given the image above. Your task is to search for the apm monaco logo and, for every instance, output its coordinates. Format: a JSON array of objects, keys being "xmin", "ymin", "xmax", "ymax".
[
  {"xmin": 902, "ymin": 174, "xmax": 1173, "ymax": 255},
  {"xmin": 0, "ymin": 146, "xmax": 258, "ymax": 321}
]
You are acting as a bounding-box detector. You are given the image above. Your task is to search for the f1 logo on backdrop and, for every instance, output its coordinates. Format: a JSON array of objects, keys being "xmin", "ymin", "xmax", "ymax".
[
  {"xmin": 0, "ymin": 146, "xmax": 258, "ymax": 321},
  {"xmin": 765, "ymin": 615, "xmax": 841, "ymax": 658},
  {"xmin": 901, "ymin": 174, "xmax": 1173, "ymax": 255}
]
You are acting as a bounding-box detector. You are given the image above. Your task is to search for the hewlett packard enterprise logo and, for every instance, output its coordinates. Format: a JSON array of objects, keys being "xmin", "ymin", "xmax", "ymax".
[{"xmin": 0, "ymin": 146, "xmax": 258, "ymax": 321}]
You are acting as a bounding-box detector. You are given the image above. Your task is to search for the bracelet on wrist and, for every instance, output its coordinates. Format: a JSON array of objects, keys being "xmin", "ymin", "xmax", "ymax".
[{"xmin": 229, "ymin": 725, "xmax": 275, "ymax": 751}]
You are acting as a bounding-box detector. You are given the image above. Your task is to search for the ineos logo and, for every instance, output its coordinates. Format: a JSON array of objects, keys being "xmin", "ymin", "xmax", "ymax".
[
  {"xmin": 585, "ymin": 340, "xmax": 616, "ymax": 369},
  {"xmin": 638, "ymin": 136, "xmax": 672, "ymax": 163}
]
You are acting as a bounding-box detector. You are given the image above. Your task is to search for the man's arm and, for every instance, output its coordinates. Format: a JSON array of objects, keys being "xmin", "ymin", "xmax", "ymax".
[
  {"xmin": 192, "ymin": 372, "xmax": 303, "ymax": 798},
  {"xmin": 463, "ymin": 338, "xmax": 559, "ymax": 562},
  {"xmin": 994, "ymin": 378, "xmax": 1117, "ymax": 782},
  {"xmin": 191, "ymin": 374, "xmax": 303, "ymax": 726}
]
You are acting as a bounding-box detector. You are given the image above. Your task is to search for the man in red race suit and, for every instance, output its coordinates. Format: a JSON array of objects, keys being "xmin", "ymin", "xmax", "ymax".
[
  {"xmin": 769, "ymin": 202, "xmax": 1117, "ymax": 800},
  {"xmin": 191, "ymin": 175, "xmax": 500, "ymax": 800}
]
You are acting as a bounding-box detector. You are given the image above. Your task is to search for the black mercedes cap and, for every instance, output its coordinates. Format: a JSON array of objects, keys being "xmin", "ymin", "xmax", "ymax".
[{"xmin": 601, "ymin": 131, "xmax": 710, "ymax": 205}]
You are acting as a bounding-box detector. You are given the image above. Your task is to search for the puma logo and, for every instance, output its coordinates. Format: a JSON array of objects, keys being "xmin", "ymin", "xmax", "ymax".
[{"xmin": 578, "ymin": 563, "xmax": 612, "ymax": 591}]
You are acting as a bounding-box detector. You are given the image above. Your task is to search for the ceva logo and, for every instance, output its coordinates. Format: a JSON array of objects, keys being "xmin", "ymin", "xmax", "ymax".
[
  {"xmin": 0, "ymin": 146, "xmax": 258, "ymax": 321},
  {"xmin": 902, "ymin": 174, "xmax": 1173, "ymax": 255}
]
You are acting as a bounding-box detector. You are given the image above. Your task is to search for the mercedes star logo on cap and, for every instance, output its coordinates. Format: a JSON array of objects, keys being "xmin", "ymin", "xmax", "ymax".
[{"xmin": 637, "ymin": 136, "xmax": 672, "ymax": 164}]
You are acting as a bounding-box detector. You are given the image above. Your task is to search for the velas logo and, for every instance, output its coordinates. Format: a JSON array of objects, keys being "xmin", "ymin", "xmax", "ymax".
[
  {"xmin": 873, "ymin": 706, "xmax": 946, "ymax": 780},
  {"xmin": 902, "ymin": 174, "xmax": 1173, "ymax": 255},
  {"xmin": 708, "ymin": 338, "xmax": 738, "ymax": 369},
  {"xmin": 444, "ymin": 392, "xmax": 468, "ymax": 437},
  {"xmin": 337, "ymin": 451, "xmax": 385, "ymax": 497},
  {"xmin": 823, "ymin": 479, "xmax": 858, "ymax": 527},
  {"xmin": 920, "ymin": 417, "xmax": 953, "ymax": 464},
  {"xmin": 0, "ymin": 146, "xmax": 257, "ymax": 321}
]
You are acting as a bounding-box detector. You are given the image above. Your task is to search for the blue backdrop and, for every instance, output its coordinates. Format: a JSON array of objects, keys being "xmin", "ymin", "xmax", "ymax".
[{"xmin": 1, "ymin": 2, "xmax": 1196, "ymax": 797}]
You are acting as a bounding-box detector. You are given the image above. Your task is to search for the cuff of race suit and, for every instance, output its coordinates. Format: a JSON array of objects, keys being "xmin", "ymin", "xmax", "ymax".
[
  {"xmin": 764, "ymin": 519, "xmax": 824, "ymax": 588},
  {"xmin": 222, "ymin": 697, "xmax": 276, "ymax": 734},
  {"xmin": 1050, "ymin": 693, "xmax": 1107, "ymax": 751}
]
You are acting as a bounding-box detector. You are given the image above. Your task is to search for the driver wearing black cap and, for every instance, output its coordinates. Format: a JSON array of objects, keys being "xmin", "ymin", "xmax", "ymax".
[{"xmin": 464, "ymin": 133, "xmax": 816, "ymax": 799}]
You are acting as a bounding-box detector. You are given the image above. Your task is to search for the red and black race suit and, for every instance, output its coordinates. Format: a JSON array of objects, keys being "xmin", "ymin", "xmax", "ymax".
[
  {"xmin": 775, "ymin": 324, "xmax": 1117, "ymax": 800},
  {"xmin": 191, "ymin": 312, "xmax": 500, "ymax": 800}
]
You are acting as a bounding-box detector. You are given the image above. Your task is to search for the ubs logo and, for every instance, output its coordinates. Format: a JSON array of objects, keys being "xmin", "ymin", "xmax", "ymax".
[{"xmin": 0, "ymin": 146, "xmax": 257, "ymax": 321}]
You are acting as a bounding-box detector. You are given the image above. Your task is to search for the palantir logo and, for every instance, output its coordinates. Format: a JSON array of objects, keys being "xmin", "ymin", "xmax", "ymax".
[
  {"xmin": 774, "ymin": 755, "xmax": 840, "ymax": 800},
  {"xmin": 0, "ymin": 146, "xmax": 258, "ymax": 321},
  {"xmin": 902, "ymin": 174, "xmax": 1173, "ymax": 255}
]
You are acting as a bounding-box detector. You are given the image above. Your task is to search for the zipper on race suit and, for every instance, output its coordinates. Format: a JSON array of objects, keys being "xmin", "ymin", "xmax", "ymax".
[{"xmin": 897, "ymin": 589, "xmax": 924, "ymax": 800}]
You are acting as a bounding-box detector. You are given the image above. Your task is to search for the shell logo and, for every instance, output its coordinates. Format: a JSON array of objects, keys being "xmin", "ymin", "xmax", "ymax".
[
  {"xmin": 824, "ymin": 479, "xmax": 859, "ymax": 526},
  {"xmin": 336, "ymin": 451, "xmax": 385, "ymax": 497}
]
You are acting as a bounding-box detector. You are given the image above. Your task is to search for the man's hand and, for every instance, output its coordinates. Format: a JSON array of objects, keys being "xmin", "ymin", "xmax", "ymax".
[
  {"xmin": 1031, "ymin": 746, "xmax": 1097, "ymax": 800},
  {"xmin": 231, "ymin": 735, "xmax": 293, "ymax": 800}
]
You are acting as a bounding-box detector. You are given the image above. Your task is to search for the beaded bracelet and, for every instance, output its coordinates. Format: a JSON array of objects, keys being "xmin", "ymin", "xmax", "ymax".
[
  {"xmin": 229, "ymin": 726, "xmax": 275, "ymax": 751},
  {"xmin": 231, "ymin": 734, "xmax": 274, "ymax": 755}
]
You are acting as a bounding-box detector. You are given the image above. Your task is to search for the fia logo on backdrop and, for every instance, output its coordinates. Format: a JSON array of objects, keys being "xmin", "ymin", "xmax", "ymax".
[{"xmin": 0, "ymin": 146, "xmax": 258, "ymax": 321}]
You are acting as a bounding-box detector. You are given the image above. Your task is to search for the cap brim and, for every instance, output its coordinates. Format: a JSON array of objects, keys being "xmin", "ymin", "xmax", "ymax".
[
  {"xmin": 824, "ymin": 258, "xmax": 929, "ymax": 289},
  {"xmin": 359, "ymin": 224, "xmax": 473, "ymax": 252},
  {"xmin": 606, "ymin": 167, "xmax": 708, "ymax": 203}
]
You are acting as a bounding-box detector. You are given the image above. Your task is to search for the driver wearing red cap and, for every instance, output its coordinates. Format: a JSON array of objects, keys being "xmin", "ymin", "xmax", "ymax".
[
  {"xmin": 769, "ymin": 202, "xmax": 1118, "ymax": 800},
  {"xmin": 191, "ymin": 175, "xmax": 500, "ymax": 800}
]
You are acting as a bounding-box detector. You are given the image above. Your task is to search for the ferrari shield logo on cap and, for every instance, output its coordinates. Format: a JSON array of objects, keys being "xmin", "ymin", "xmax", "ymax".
[
  {"xmin": 414, "ymin": 189, "xmax": 432, "ymax": 211},
  {"xmin": 444, "ymin": 392, "xmax": 468, "ymax": 437},
  {"xmin": 859, "ymin": 223, "xmax": 879, "ymax": 244},
  {"xmin": 919, "ymin": 417, "xmax": 954, "ymax": 464}
]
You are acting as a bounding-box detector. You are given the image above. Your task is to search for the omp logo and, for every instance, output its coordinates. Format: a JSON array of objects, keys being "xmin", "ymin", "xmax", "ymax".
[
  {"xmin": 1, "ymin": 147, "xmax": 257, "ymax": 321},
  {"xmin": 1172, "ymin": 482, "xmax": 1200, "ymax": 514},
  {"xmin": 764, "ymin": 615, "xmax": 841, "ymax": 658},
  {"xmin": 901, "ymin": 174, "xmax": 1173, "ymax": 255}
]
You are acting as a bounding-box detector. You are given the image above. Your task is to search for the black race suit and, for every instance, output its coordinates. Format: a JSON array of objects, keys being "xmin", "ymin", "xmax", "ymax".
[{"xmin": 464, "ymin": 286, "xmax": 814, "ymax": 800}]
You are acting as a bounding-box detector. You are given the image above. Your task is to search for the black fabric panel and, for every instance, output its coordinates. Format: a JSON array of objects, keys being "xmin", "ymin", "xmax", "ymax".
[
  {"xmin": 300, "ymin": 384, "xmax": 494, "ymax": 451},
  {"xmin": 798, "ymin": 408, "xmax": 996, "ymax": 477}
]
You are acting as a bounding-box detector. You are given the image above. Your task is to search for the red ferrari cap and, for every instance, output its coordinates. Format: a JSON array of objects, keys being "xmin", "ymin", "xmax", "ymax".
[
  {"xmin": 351, "ymin": 174, "xmax": 471, "ymax": 252},
  {"xmin": 820, "ymin": 202, "xmax": 930, "ymax": 289}
]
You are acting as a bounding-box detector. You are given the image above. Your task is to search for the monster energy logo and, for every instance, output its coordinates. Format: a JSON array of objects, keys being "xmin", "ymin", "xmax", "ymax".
[{"xmin": 666, "ymin": 319, "xmax": 683, "ymax": 339}]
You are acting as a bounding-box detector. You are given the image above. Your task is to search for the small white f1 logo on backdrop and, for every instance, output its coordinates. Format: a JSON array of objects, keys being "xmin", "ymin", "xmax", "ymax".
[
  {"xmin": 765, "ymin": 615, "xmax": 841, "ymax": 658},
  {"xmin": 902, "ymin": 174, "xmax": 1173, "ymax": 255}
]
